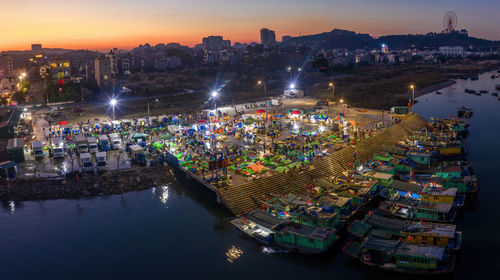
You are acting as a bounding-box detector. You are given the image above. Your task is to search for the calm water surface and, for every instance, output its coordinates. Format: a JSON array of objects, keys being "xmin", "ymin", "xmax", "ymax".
[{"xmin": 1, "ymin": 71, "xmax": 499, "ymax": 280}]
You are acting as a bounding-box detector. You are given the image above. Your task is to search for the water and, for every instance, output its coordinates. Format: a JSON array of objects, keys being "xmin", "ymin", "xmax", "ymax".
[{"xmin": 1, "ymin": 71, "xmax": 499, "ymax": 280}]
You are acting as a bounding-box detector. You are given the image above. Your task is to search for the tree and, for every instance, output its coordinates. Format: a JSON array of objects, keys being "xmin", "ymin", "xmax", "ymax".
[
  {"xmin": 11, "ymin": 91, "xmax": 26, "ymax": 104},
  {"xmin": 114, "ymin": 150, "xmax": 124, "ymax": 174}
]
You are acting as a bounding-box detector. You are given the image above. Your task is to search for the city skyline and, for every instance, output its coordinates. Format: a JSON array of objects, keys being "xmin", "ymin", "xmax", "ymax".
[{"xmin": 2, "ymin": 0, "xmax": 500, "ymax": 51}]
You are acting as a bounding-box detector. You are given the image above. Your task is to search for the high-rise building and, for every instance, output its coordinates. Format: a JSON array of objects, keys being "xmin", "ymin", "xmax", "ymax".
[
  {"xmin": 31, "ymin": 44, "xmax": 42, "ymax": 51},
  {"xmin": 0, "ymin": 55, "xmax": 14, "ymax": 77},
  {"xmin": 260, "ymin": 28, "xmax": 276, "ymax": 48},
  {"xmin": 201, "ymin": 35, "xmax": 232, "ymax": 63},
  {"xmin": 202, "ymin": 36, "xmax": 231, "ymax": 51},
  {"xmin": 94, "ymin": 57, "xmax": 111, "ymax": 87},
  {"xmin": 106, "ymin": 50, "xmax": 118, "ymax": 75}
]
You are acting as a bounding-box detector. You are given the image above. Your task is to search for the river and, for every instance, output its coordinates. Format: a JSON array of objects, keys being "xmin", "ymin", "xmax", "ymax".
[{"xmin": 1, "ymin": 71, "xmax": 499, "ymax": 280}]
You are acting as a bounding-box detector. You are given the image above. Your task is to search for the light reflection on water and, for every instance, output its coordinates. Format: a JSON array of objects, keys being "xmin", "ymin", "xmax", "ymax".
[
  {"xmin": 152, "ymin": 185, "xmax": 170, "ymax": 205},
  {"xmin": 226, "ymin": 245, "xmax": 243, "ymax": 263}
]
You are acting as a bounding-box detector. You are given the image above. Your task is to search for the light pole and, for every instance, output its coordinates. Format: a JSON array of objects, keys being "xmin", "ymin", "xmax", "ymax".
[
  {"xmin": 147, "ymin": 98, "xmax": 159, "ymax": 125},
  {"xmin": 110, "ymin": 98, "xmax": 117, "ymax": 120},
  {"xmin": 211, "ymin": 91, "xmax": 218, "ymax": 111},
  {"xmin": 409, "ymin": 84, "xmax": 415, "ymax": 113},
  {"xmin": 258, "ymin": 80, "xmax": 268, "ymax": 153},
  {"xmin": 329, "ymin": 82, "xmax": 335, "ymax": 102}
]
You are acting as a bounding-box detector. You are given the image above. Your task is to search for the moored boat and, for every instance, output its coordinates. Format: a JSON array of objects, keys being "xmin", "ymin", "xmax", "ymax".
[{"xmin": 343, "ymin": 236, "xmax": 455, "ymax": 275}]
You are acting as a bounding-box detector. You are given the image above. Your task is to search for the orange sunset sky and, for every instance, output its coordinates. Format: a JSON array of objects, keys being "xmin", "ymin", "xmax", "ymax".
[{"xmin": 2, "ymin": 0, "xmax": 499, "ymax": 51}]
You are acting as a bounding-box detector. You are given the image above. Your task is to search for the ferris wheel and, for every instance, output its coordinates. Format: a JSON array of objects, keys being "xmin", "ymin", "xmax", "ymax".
[{"xmin": 443, "ymin": 11, "xmax": 458, "ymax": 33}]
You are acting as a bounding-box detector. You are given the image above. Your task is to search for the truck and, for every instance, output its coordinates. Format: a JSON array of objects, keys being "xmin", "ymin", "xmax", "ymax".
[
  {"xmin": 95, "ymin": 151, "xmax": 108, "ymax": 172},
  {"xmin": 98, "ymin": 135, "xmax": 110, "ymax": 151},
  {"xmin": 51, "ymin": 138, "xmax": 65, "ymax": 159},
  {"xmin": 74, "ymin": 134, "xmax": 88, "ymax": 154},
  {"xmin": 129, "ymin": 144, "xmax": 146, "ymax": 165},
  {"xmin": 87, "ymin": 136, "xmax": 98, "ymax": 154},
  {"xmin": 80, "ymin": 153, "xmax": 94, "ymax": 172},
  {"xmin": 32, "ymin": 141, "xmax": 44, "ymax": 160},
  {"xmin": 109, "ymin": 133, "xmax": 122, "ymax": 150}
]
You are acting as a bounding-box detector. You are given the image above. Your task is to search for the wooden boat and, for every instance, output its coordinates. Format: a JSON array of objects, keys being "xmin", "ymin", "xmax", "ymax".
[
  {"xmin": 231, "ymin": 209, "xmax": 286, "ymax": 244},
  {"xmin": 348, "ymin": 212, "xmax": 462, "ymax": 251},
  {"xmin": 465, "ymin": 89, "xmax": 476, "ymax": 94},
  {"xmin": 273, "ymin": 221, "xmax": 337, "ymax": 254},
  {"xmin": 479, "ymin": 90, "xmax": 488, "ymax": 94},
  {"xmin": 379, "ymin": 197, "xmax": 456, "ymax": 223},
  {"xmin": 343, "ymin": 236, "xmax": 455, "ymax": 274}
]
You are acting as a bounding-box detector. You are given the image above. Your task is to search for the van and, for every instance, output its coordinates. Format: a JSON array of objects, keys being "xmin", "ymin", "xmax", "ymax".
[
  {"xmin": 32, "ymin": 141, "xmax": 44, "ymax": 160},
  {"xmin": 95, "ymin": 151, "xmax": 107, "ymax": 172},
  {"xmin": 80, "ymin": 153, "xmax": 93, "ymax": 172},
  {"xmin": 87, "ymin": 136, "xmax": 98, "ymax": 154}
]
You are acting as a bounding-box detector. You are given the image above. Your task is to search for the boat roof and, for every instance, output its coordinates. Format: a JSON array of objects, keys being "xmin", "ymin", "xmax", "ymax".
[
  {"xmin": 404, "ymin": 222, "xmax": 456, "ymax": 238},
  {"xmin": 419, "ymin": 201, "xmax": 452, "ymax": 212},
  {"xmin": 392, "ymin": 180, "xmax": 423, "ymax": 193},
  {"xmin": 395, "ymin": 243, "xmax": 445, "ymax": 260},
  {"xmin": 443, "ymin": 166, "xmax": 462, "ymax": 173},
  {"xmin": 423, "ymin": 186, "xmax": 457, "ymax": 196},
  {"xmin": 365, "ymin": 213, "xmax": 409, "ymax": 232},
  {"xmin": 364, "ymin": 171, "xmax": 393, "ymax": 180},
  {"xmin": 244, "ymin": 210, "xmax": 284, "ymax": 230},
  {"xmin": 276, "ymin": 223, "xmax": 332, "ymax": 240},
  {"xmin": 364, "ymin": 236, "xmax": 399, "ymax": 253},
  {"xmin": 319, "ymin": 194, "xmax": 351, "ymax": 208}
]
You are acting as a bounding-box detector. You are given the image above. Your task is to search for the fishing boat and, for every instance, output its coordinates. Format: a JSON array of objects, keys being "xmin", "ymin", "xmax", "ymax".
[
  {"xmin": 464, "ymin": 89, "xmax": 476, "ymax": 94},
  {"xmin": 343, "ymin": 236, "xmax": 455, "ymax": 274},
  {"xmin": 231, "ymin": 209, "xmax": 287, "ymax": 244},
  {"xmin": 379, "ymin": 197, "xmax": 456, "ymax": 223},
  {"xmin": 348, "ymin": 212, "xmax": 462, "ymax": 251},
  {"xmin": 492, "ymin": 92, "xmax": 498, "ymax": 97},
  {"xmin": 479, "ymin": 90, "xmax": 488, "ymax": 94},
  {"xmin": 273, "ymin": 221, "xmax": 337, "ymax": 254},
  {"xmin": 380, "ymin": 180, "xmax": 465, "ymax": 208},
  {"xmin": 435, "ymin": 91, "xmax": 442, "ymax": 95},
  {"xmin": 457, "ymin": 106, "xmax": 473, "ymax": 118}
]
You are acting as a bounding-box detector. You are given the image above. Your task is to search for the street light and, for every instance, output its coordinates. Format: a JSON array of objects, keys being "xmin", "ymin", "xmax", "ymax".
[
  {"xmin": 110, "ymin": 98, "xmax": 117, "ymax": 120},
  {"xmin": 147, "ymin": 98, "xmax": 159, "ymax": 125},
  {"xmin": 289, "ymin": 83, "xmax": 295, "ymax": 90},
  {"xmin": 211, "ymin": 91, "xmax": 219, "ymax": 110},
  {"xmin": 329, "ymin": 82, "xmax": 335, "ymax": 102},
  {"xmin": 257, "ymin": 80, "xmax": 268, "ymax": 153},
  {"xmin": 409, "ymin": 84, "xmax": 415, "ymax": 113},
  {"xmin": 340, "ymin": 99, "xmax": 344, "ymax": 103}
]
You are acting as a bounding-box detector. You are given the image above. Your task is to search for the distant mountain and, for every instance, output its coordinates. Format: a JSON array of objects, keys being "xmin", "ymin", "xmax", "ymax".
[
  {"xmin": 283, "ymin": 29, "xmax": 500, "ymax": 50},
  {"xmin": 377, "ymin": 32, "xmax": 498, "ymax": 49},
  {"xmin": 285, "ymin": 29, "xmax": 376, "ymax": 49}
]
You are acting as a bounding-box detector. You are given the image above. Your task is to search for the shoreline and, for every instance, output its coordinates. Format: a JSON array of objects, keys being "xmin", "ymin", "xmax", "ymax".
[
  {"xmin": 415, "ymin": 80, "xmax": 456, "ymax": 97},
  {"xmin": 0, "ymin": 167, "xmax": 175, "ymax": 202}
]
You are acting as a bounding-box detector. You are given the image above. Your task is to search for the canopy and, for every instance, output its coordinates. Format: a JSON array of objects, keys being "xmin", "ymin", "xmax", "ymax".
[
  {"xmin": 197, "ymin": 120, "xmax": 208, "ymax": 123},
  {"xmin": 58, "ymin": 121, "xmax": 68, "ymax": 125},
  {"xmin": 291, "ymin": 110, "xmax": 301, "ymax": 115},
  {"xmin": 315, "ymin": 114, "xmax": 329, "ymax": 120},
  {"xmin": 256, "ymin": 109, "xmax": 266, "ymax": 114},
  {"xmin": 335, "ymin": 116, "xmax": 345, "ymax": 121}
]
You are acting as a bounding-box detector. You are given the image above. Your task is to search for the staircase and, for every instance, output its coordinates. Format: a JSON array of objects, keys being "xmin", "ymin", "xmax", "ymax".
[{"xmin": 218, "ymin": 114, "xmax": 427, "ymax": 216}]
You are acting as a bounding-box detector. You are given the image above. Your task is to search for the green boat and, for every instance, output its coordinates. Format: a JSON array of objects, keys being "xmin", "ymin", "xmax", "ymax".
[
  {"xmin": 343, "ymin": 236, "xmax": 455, "ymax": 274},
  {"xmin": 273, "ymin": 222, "xmax": 337, "ymax": 254},
  {"xmin": 379, "ymin": 197, "xmax": 456, "ymax": 223},
  {"xmin": 348, "ymin": 212, "xmax": 462, "ymax": 251}
]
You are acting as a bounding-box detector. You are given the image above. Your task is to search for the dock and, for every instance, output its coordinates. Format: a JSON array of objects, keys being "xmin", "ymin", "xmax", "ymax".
[{"xmin": 172, "ymin": 114, "xmax": 428, "ymax": 216}]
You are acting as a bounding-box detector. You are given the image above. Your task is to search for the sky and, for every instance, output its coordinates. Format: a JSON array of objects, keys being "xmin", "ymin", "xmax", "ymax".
[{"xmin": 1, "ymin": 0, "xmax": 499, "ymax": 51}]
